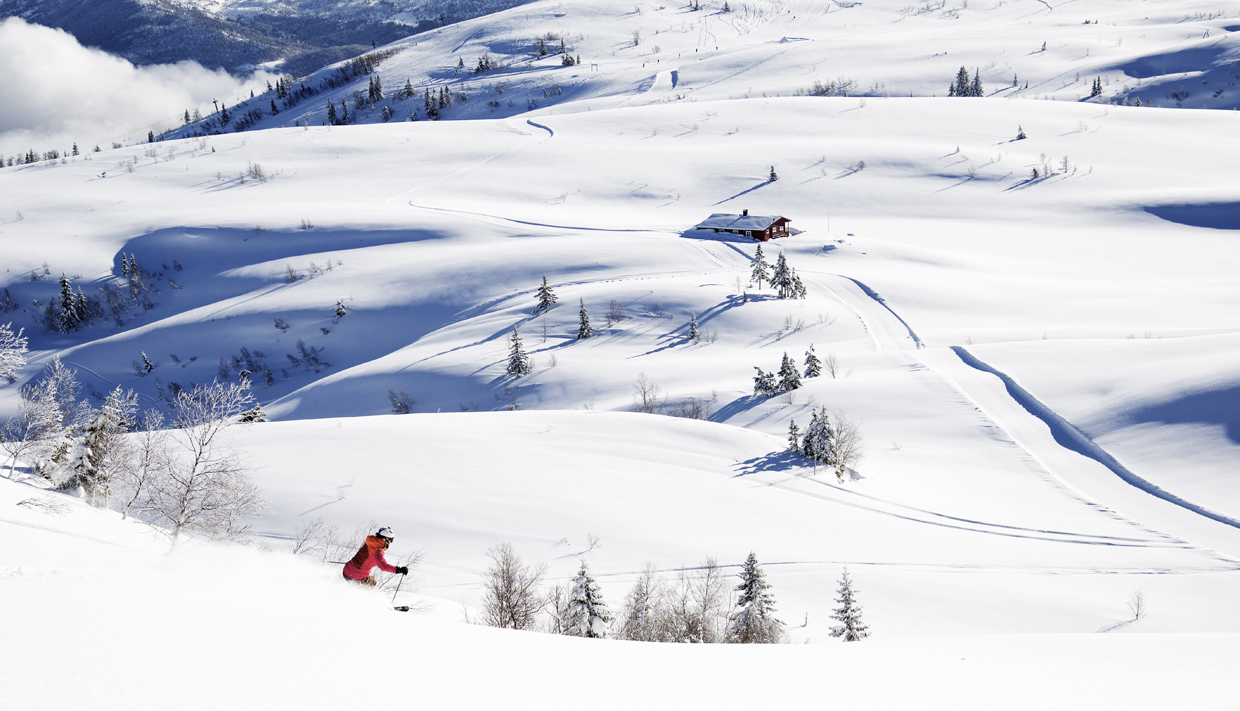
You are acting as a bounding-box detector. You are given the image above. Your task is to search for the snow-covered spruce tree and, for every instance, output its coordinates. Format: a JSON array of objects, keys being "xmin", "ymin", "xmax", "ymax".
[
  {"xmin": 752, "ymin": 367, "xmax": 777, "ymax": 397},
  {"xmin": 327, "ymin": 100, "xmax": 338, "ymax": 125},
  {"xmin": 237, "ymin": 403, "xmax": 268, "ymax": 423},
  {"xmin": 576, "ymin": 298, "xmax": 593, "ymax": 339},
  {"xmin": 770, "ymin": 253, "xmax": 807, "ymax": 300},
  {"xmin": 506, "ymin": 328, "xmax": 531, "ymax": 376},
  {"xmin": 67, "ymin": 386, "xmax": 138, "ymax": 506},
  {"xmin": 777, "ymin": 352, "xmax": 802, "ymax": 392},
  {"xmin": 829, "ymin": 567, "xmax": 870, "ymax": 642},
  {"xmin": 566, "ymin": 559, "xmax": 613, "ymax": 638},
  {"xmin": 801, "ymin": 406, "xmax": 833, "ymax": 467},
  {"xmin": 751, "ymin": 244, "xmax": 770, "ymax": 290},
  {"xmin": 768, "ymin": 165, "xmax": 779, "ymax": 183},
  {"xmin": 787, "ymin": 419, "xmax": 800, "ymax": 453},
  {"xmin": 688, "ymin": 311, "xmax": 700, "ymax": 343},
  {"xmin": 480, "ymin": 542, "xmax": 547, "ymax": 630},
  {"xmin": 0, "ymin": 321, "xmax": 28, "ymax": 382},
  {"xmin": 803, "ymin": 344, "xmax": 822, "ymax": 379},
  {"xmin": 532, "ymin": 274, "xmax": 558, "ymax": 315},
  {"xmin": 333, "ymin": 299, "xmax": 348, "ymax": 323},
  {"xmin": 727, "ymin": 552, "xmax": 783, "ymax": 643}
]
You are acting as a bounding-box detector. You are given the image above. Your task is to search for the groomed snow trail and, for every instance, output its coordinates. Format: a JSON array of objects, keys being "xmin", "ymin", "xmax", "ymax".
[
  {"xmin": 821, "ymin": 269, "xmax": 1240, "ymax": 560},
  {"xmin": 923, "ymin": 347, "xmax": 1240, "ymax": 560}
]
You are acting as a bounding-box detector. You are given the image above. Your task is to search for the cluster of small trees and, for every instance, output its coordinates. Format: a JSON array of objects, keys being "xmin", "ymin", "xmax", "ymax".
[
  {"xmin": 947, "ymin": 66, "xmax": 984, "ymax": 97},
  {"xmin": 479, "ymin": 545, "xmax": 869, "ymax": 643},
  {"xmin": 1, "ymin": 358, "xmax": 264, "ymax": 540},
  {"xmin": 753, "ymin": 346, "xmax": 821, "ymax": 397},
  {"xmin": 787, "ymin": 407, "xmax": 864, "ymax": 482},
  {"xmin": 41, "ymin": 254, "xmax": 158, "ymax": 333},
  {"xmin": 751, "ymin": 245, "xmax": 807, "ymax": 299}
]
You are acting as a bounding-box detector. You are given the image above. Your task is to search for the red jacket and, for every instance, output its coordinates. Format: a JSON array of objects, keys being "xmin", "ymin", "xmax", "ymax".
[{"xmin": 343, "ymin": 535, "xmax": 398, "ymax": 580}]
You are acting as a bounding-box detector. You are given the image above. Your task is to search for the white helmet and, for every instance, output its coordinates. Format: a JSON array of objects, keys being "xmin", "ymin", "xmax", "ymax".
[{"xmin": 376, "ymin": 527, "xmax": 395, "ymax": 543}]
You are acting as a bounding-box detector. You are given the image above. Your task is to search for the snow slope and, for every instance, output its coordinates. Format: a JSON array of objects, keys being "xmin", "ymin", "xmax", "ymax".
[
  {"xmin": 4, "ymin": 472, "xmax": 1239, "ymax": 710},
  {"xmin": 2, "ymin": 0, "xmax": 1240, "ymax": 706}
]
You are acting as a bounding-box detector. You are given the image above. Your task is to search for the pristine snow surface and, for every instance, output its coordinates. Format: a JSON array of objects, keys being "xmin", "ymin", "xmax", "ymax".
[{"xmin": 2, "ymin": 0, "xmax": 1239, "ymax": 708}]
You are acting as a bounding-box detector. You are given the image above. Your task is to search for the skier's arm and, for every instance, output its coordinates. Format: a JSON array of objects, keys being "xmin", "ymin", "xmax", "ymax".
[{"xmin": 375, "ymin": 548, "xmax": 399, "ymax": 574}]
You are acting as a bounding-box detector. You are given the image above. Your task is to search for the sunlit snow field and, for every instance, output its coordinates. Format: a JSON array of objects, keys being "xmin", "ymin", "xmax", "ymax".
[{"xmin": 2, "ymin": 0, "xmax": 1239, "ymax": 708}]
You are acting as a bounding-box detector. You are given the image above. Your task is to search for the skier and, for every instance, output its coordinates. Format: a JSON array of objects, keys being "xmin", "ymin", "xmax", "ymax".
[{"xmin": 342, "ymin": 526, "xmax": 409, "ymax": 585}]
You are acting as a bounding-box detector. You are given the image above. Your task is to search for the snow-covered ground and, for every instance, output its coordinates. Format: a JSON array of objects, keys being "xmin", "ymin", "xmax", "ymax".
[{"xmin": 2, "ymin": 0, "xmax": 1239, "ymax": 707}]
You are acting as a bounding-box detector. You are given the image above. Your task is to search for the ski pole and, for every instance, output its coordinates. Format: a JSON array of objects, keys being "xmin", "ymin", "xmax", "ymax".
[{"xmin": 392, "ymin": 572, "xmax": 405, "ymax": 605}]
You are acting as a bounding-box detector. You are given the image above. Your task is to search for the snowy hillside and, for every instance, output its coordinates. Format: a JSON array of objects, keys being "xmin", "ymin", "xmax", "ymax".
[
  {"xmin": 2, "ymin": 0, "xmax": 1240, "ymax": 707},
  {"xmin": 149, "ymin": 0, "xmax": 1240, "ymax": 142}
]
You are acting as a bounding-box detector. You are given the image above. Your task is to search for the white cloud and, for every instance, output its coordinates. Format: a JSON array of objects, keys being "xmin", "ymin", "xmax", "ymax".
[{"xmin": 0, "ymin": 17, "xmax": 271, "ymax": 157}]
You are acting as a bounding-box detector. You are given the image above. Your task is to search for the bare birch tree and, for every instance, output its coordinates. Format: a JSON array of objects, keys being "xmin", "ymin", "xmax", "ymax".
[
  {"xmin": 480, "ymin": 542, "xmax": 547, "ymax": 630},
  {"xmin": 144, "ymin": 381, "xmax": 264, "ymax": 541}
]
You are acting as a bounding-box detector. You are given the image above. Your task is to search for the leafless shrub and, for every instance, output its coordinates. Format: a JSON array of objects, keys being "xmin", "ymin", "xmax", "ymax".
[
  {"xmin": 291, "ymin": 516, "xmax": 337, "ymax": 557},
  {"xmin": 389, "ymin": 389, "xmax": 414, "ymax": 414},
  {"xmin": 824, "ymin": 352, "xmax": 840, "ymax": 379},
  {"xmin": 16, "ymin": 496, "xmax": 70, "ymax": 516},
  {"xmin": 668, "ymin": 391, "xmax": 718, "ymax": 420},
  {"xmin": 632, "ymin": 373, "xmax": 666, "ymax": 414},
  {"xmin": 1128, "ymin": 589, "xmax": 1147, "ymax": 621},
  {"xmin": 480, "ymin": 542, "xmax": 547, "ymax": 630},
  {"xmin": 832, "ymin": 411, "xmax": 865, "ymax": 483},
  {"xmin": 609, "ymin": 299, "xmax": 625, "ymax": 322}
]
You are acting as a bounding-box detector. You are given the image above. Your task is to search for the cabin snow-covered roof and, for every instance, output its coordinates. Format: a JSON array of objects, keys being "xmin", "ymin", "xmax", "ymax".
[{"xmin": 695, "ymin": 213, "xmax": 786, "ymax": 231}]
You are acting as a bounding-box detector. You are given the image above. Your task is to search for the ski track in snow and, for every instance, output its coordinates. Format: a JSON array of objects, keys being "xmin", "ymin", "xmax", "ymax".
[{"xmin": 802, "ymin": 261, "xmax": 1240, "ymax": 560}]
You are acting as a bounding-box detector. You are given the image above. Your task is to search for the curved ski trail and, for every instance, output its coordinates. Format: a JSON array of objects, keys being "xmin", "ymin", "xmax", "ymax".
[{"xmin": 822, "ymin": 270, "xmax": 1240, "ymax": 560}]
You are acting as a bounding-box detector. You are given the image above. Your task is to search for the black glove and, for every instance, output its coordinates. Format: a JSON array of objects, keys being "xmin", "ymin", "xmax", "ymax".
[{"xmin": 396, "ymin": 566, "xmax": 409, "ymax": 575}]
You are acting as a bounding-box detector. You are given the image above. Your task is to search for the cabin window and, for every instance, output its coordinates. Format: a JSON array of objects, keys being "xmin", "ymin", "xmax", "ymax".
[{"xmin": 746, "ymin": 230, "xmax": 752, "ymax": 237}]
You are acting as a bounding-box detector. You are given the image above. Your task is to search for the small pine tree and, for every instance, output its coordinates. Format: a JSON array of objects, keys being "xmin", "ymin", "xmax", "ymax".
[
  {"xmin": 770, "ymin": 253, "xmax": 807, "ymax": 300},
  {"xmin": 340, "ymin": 101, "xmax": 349, "ymax": 125},
  {"xmin": 1016, "ymin": 125, "xmax": 1027, "ymax": 140},
  {"xmin": 787, "ymin": 419, "xmax": 800, "ymax": 453},
  {"xmin": 532, "ymin": 275, "xmax": 558, "ymax": 314},
  {"xmin": 803, "ymin": 345, "xmax": 822, "ymax": 378},
  {"xmin": 270, "ymin": 98, "xmax": 279, "ymax": 116},
  {"xmin": 566, "ymin": 559, "xmax": 613, "ymax": 638},
  {"xmin": 751, "ymin": 244, "xmax": 770, "ymax": 290},
  {"xmin": 576, "ymin": 298, "xmax": 593, "ymax": 339},
  {"xmin": 238, "ymin": 403, "xmax": 268, "ymax": 423},
  {"xmin": 327, "ymin": 101, "xmax": 338, "ymax": 125},
  {"xmin": 768, "ymin": 165, "xmax": 779, "ymax": 183},
  {"xmin": 777, "ymin": 352, "xmax": 801, "ymax": 392},
  {"xmin": 829, "ymin": 568, "xmax": 870, "ymax": 642},
  {"xmin": 140, "ymin": 351, "xmax": 156, "ymax": 374},
  {"xmin": 752, "ymin": 367, "xmax": 777, "ymax": 397},
  {"xmin": 1090, "ymin": 77, "xmax": 1103, "ymax": 98},
  {"xmin": 333, "ymin": 299, "xmax": 348, "ymax": 322},
  {"xmin": 688, "ymin": 312, "xmax": 700, "ymax": 343},
  {"xmin": 727, "ymin": 552, "xmax": 782, "ymax": 643},
  {"xmin": 506, "ymin": 328, "xmax": 531, "ymax": 376},
  {"xmin": 953, "ymin": 66, "xmax": 971, "ymax": 97},
  {"xmin": 801, "ymin": 406, "xmax": 833, "ymax": 466},
  {"xmin": 220, "ymin": 103, "xmax": 230, "ymax": 124},
  {"xmin": 970, "ymin": 69, "xmax": 983, "ymax": 97}
]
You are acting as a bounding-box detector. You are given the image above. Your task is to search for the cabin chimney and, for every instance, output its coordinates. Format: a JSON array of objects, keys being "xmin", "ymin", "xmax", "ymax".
[{"xmin": 742, "ymin": 209, "xmax": 749, "ymax": 216}]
